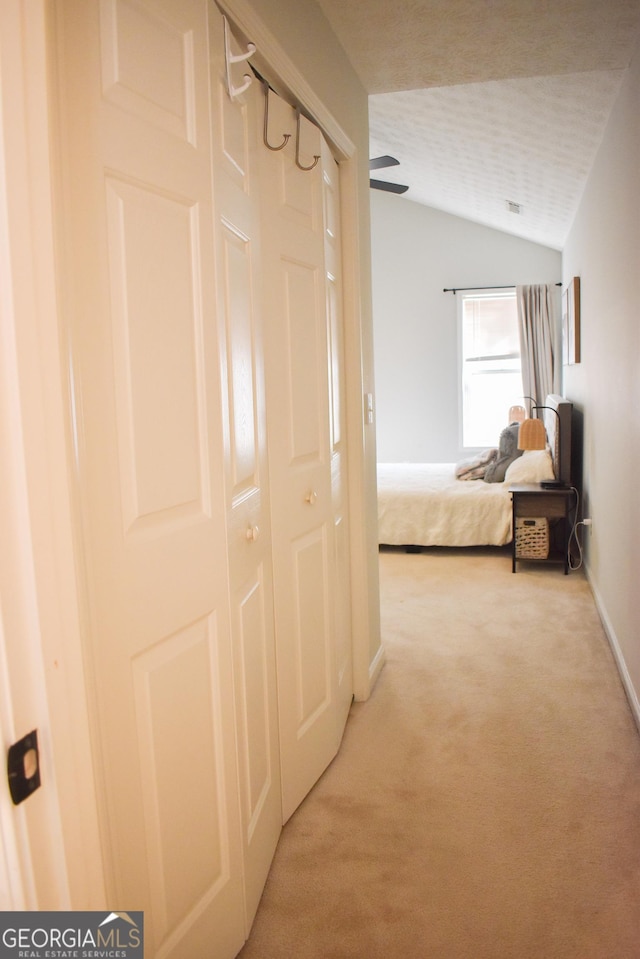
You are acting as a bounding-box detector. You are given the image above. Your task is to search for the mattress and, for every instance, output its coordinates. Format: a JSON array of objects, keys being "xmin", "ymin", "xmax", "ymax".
[{"xmin": 377, "ymin": 462, "xmax": 512, "ymax": 547}]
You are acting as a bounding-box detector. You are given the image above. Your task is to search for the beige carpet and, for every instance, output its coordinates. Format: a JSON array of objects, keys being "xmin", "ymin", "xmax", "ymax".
[{"xmin": 238, "ymin": 546, "xmax": 640, "ymax": 959}]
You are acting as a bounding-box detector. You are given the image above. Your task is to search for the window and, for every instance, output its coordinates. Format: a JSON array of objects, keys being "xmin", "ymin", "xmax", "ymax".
[{"xmin": 460, "ymin": 289, "xmax": 522, "ymax": 448}]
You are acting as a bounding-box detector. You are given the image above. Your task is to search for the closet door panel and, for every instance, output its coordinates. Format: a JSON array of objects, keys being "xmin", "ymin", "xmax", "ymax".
[
  {"xmin": 281, "ymin": 258, "xmax": 325, "ymax": 461},
  {"xmin": 222, "ymin": 224, "xmax": 259, "ymax": 486},
  {"xmin": 322, "ymin": 139, "xmax": 354, "ymax": 738},
  {"xmin": 104, "ymin": 177, "xmax": 205, "ymax": 529},
  {"xmin": 55, "ymin": 2, "xmax": 245, "ymax": 957},
  {"xmin": 234, "ymin": 573, "xmax": 273, "ymax": 821},
  {"xmin": 293, "ymin": 529, "xmax": 332, "ymax": 725},
  {"xmin": 209, "ymin": 7, "xmax": 282, "ymax": 926},
  {"xmin": 261, "ymin": 101, "xmax": 347, "ymax": 822}
]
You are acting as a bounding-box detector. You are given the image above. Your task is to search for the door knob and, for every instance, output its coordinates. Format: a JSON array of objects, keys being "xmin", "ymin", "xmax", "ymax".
[
  {"xmin": 305, "ymin": 491, "xmax": 318, "ymax": 505},
  {"xmin": 246, "ymin": 525, "xmax": 259, "ymax": 542}
]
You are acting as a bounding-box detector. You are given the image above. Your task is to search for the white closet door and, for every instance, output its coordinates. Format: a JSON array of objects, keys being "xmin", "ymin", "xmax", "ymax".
[
  {"xmin": 208, "ymin": 8, "xmax": 282, "ymax": 927},
  {"xmin": 260, "ymin": 92, "xmax": 352, "ymax": 822},
  {"xmin": 55, "ymin": 2, "xmax": 245, "ymax": 956}
]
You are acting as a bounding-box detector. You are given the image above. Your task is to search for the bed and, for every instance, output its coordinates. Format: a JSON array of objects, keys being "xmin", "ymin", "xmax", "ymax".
[{"xmin": 377, "ymin": 394, "xmax": 572, "ymax": 548}]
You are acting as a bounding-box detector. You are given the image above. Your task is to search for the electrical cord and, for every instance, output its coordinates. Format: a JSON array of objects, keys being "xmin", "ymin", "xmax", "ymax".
[{"xmin": 567, "ymin": 486, "xmax": 589, "ymax": 570}]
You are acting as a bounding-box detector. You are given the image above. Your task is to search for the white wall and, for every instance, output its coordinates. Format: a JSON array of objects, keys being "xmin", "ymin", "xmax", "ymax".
[
  {"xmin": 562, "ymin": 41, "xmax": 640, "ymax": 724},
  {"xmin": 371, "ymin": 193, "xmax": 562, "ymax": 462}
]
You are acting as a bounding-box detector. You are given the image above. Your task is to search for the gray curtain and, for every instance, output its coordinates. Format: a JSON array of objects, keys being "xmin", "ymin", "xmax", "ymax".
[{"xmin": 516, "ymin": 284, "xmax": 557, "ymax": 409}]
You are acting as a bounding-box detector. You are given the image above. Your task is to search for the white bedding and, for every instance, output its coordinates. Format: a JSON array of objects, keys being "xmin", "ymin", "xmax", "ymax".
[{"xmin": 377, "ymin": 462, "xmax": 512, "ymax": 547}]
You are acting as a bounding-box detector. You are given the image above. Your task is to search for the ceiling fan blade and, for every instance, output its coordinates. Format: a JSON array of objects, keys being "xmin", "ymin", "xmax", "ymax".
[
  {"xmin": 370, "ymin": 178, "xmax": 409, "ymax": 195},
  {"xmin": 369, "ymin": 155, "xmax": 400, "ymax": 171}
]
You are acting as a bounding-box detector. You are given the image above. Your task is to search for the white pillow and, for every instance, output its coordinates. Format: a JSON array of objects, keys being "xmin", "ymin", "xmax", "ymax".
[{"xmin": 504, "ymin": 449, "xmax": 555, "ymax": 483}]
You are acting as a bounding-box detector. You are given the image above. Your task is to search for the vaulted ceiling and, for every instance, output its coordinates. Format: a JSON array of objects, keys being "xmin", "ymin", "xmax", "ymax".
[{"xmin": 317, "ymin": 0, "xmax": 640, "ymax": 248}]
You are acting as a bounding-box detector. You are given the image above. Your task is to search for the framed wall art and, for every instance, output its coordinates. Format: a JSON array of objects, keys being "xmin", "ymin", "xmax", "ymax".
[{"xmin": 562, "ymin": 276, "xmax": 581, "ymax": 365}]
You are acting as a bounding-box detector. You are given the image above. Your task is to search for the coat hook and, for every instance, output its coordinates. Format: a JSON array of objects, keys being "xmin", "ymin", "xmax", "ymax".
[
  {"xmin": 262, "ymin": 81, "xmax": 290, "ymax": 151},
  {"xmin": 223, "ymin": 15, "xmax": 256, "ymax": 101},
  {"xmin": 295, "ymin": 107, "xmax": 320, "ymax": 171}
]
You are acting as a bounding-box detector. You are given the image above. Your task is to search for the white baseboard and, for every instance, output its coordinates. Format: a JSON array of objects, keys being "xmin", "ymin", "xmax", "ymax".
[
  {"xmin": 586, "ymin": 562, "xmax": 640, "ymax": 734},
  {"xmin": 369, "ymin": 642, "xmax": 386, "ymax": 689},
  {"xmin": 353, "ymin": 643, "xmax": 386, "ymax": 702}
]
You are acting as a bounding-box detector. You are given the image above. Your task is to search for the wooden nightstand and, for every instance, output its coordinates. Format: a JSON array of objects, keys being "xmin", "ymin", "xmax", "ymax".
[{"xmin": 510, "ymin": 484, "xmax": 576, "ymax": 574}]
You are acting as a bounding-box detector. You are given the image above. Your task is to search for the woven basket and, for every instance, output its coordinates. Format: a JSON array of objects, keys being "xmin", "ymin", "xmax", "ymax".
[{"xmin": 515, "ymin": 517, "xmax": 549, "ymax": 559}]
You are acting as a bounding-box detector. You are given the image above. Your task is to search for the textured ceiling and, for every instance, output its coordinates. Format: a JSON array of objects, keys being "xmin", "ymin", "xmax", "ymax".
[
  {"xmin": 368, "ymin": 71, "xmax": 625, "ymax": 248},
  {"xmin": 317, "ymin": 0, "xmax": 640, "ymax": 248}
]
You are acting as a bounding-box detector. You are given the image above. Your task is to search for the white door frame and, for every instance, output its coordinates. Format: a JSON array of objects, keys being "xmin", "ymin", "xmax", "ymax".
[{"xmin": 0, "ymin": 0, "xmax": 104, "ymax": 907}]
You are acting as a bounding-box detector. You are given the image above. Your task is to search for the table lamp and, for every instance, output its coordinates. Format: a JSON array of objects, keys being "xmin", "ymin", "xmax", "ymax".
[
  {"xmin": 518, "ymin": 405, "xmax": 566, "ymax": 488},
  {"xmin": 517, "ymin": 416, "xmax": 546, "ymax": 450},
  {"xmin": 508, "ymin": 405, "xmax": 526, "ymax": 424}
]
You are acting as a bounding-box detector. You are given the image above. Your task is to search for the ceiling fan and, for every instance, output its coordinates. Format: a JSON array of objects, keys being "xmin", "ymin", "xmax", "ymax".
[{"xmin": 369, "ymin": 155, "xmax": 409, "ymax": 195}]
